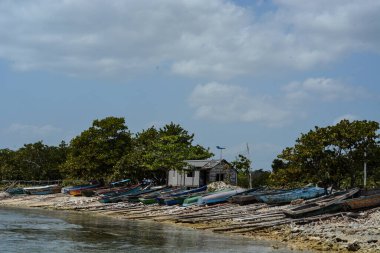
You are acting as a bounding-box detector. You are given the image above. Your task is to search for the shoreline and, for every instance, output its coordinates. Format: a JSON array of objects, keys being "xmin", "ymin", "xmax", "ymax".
[{"xmin": 1, "ymin": 193, "xmax": 379, "ymax": 253}]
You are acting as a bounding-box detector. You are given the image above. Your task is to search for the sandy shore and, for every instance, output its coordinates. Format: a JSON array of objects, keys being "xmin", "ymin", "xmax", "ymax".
[{"xmin": 1, "ymin": 193, "xmax": 379, "ymax": 253}]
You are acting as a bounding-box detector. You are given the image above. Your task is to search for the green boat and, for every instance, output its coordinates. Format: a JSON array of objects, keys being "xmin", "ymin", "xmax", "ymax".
[{"xmin": 139, "ymin": 197, "xmax": 158, "ymax": 205}]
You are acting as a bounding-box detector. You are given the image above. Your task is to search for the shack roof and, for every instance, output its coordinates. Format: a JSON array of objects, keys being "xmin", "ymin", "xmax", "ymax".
[{"xmin": 184, "ymin": 159, "xmax": 231, "ymax": 170}]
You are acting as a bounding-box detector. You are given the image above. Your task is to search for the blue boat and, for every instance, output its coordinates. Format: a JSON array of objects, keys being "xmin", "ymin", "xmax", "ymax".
[
  {"xmin": 98, "ymin": 185, "xmax": 142, "ymax": 203},
  {"xmin": 156, "ymin": 185, "xmax": 207, "ymax": 205},
  {"xmin": 255, "ymin": 186, "xmax": 325, "ymax": 204},
  {"xmin": 6, "ymin": 187, "xmax": 26, "ymax": 195},
  {"xmin": 23, "ymin": 184, "xmax": 62, "ymax": 195},
  {"xmin": 197, "ymin": 188, "xmax": 245, "ymax": 205}
]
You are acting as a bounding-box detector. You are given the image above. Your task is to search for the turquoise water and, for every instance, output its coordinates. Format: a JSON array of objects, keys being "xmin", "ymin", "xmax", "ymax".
[{"xmin": 0, "ymin": 207, "xmax": 306, "ymax": 253}]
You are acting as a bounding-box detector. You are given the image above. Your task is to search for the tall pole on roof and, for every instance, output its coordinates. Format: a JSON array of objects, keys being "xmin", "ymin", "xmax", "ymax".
[
  {"xmin": 364, "ymin": 151, "xmax": 367, "ymax": 188},
  {"xmin": 216, "ymin": 146, "xmax": 226, "ymax": 161},
  {"xmin": 246, "ymin": 143, "xmax": 252, "ymax": 189}
]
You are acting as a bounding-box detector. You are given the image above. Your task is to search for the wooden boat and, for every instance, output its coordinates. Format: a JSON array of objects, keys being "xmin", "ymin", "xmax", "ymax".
[
  {"xmin": 6, "ymin": 187, "xmax": 25, "ymax": 195},
  {"xmin": 170, "ymin": 185, "xmax": 207, "ymax": 197},
  {"xmin": 138, "ymin": 187, "xmax": 175, "ymax": 205},
  {"xmin": 162, "ymin": 196, "xmax": 188, "ymax": 206},
  {"xmin": 197, "ymin": 188, "xmax": 245, "ymax": 205},
  {"xmin": 68, "ymin": 184, "xmax": 101, "ymax": 196},
  {"xmin": 183, "ymin": 189, "xmax": 232, "ymax": 207},
  {"xmin": 342, "ymin": 189, "xmax": 380, "ymax": 211},
  {"xmin": 228, "ymin": 188, "xmax": 279, "ymax": 205},
  {"xmin": 23, "ymin": 184, "xmax": 62, "ymax": 195},
  {"xmin": 255, "ymin": 186, "xmax": 325, "ymax": 205},
  {"xmin": 109, "ymin": 179, "xmax": 131, "ymax": 187},
  {"xmin": 283, "ymin": 188, "xmax": 359, "ymax": 218},
  {"xmin": 156, "ymin": 186, "xmax": 207, "ymax": 205},
  {"xmin": 121, "ymin": 186, "xmax": 167, "ymax": 202},
  {"xmin": 62, "ymin": 184, "xmax": 90, "ymax": 194},
  {"xmin": 98, "ymin": 185, "xmax": 142, "ymax": 203}
]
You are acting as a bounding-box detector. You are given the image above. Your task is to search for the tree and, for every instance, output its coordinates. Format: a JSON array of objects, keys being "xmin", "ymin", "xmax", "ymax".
[
  {"xmin": 0, "ymin": 149, "xmax": 19, "ymax": 180},
  {"xmin": 0, "ymin": 141, "xmax": 67, "ymax": 181},
  {"xmin": 250, "ymin": 169, "xmax": 271, "ymax": 188},
  {"xmin": 61, "ymin": 117, "xmax": 132, "ymax": 181},
  {"xmin": 231, "ymin": 154, "xmax": 251, "ymax": 188},
  {"xmin": 271, "ymin": 120, "xmax": 380, "ymax": 189},
  {"xmin": 141, "ymin": 123, "xmax": 213, "ymax": 184}
]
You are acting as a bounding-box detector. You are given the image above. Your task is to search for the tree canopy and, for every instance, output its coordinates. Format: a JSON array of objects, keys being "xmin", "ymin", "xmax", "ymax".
[{"xmin": 270, "ymin": 120, "xmax": 380, "ymax": 189}]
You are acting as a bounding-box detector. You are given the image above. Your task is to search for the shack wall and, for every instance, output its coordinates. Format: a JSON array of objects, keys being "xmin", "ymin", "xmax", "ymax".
[{"xmin": 167, "ymin": 170, "xmax": 200, "ymax": 187}]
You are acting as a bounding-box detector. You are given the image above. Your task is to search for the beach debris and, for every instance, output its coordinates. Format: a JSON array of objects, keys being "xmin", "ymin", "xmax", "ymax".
[
  {"xmin": 207, "ymin": 181, "xmax": 238, "ymax": 192},
  {"xmin": 347, "ymin": 242, "xmax": 361, "ymax": 251},
  {"xmin": 0, "ymin": 191, "xmax": 10, "ymax": 200}
]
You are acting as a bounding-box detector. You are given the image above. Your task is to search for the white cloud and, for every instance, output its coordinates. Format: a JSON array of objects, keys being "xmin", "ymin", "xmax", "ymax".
[
  {"xmin": 284, "ymin": 78, "xmax": 367, "ymax": 102},
  {"xmin": 333, "ymin": 114, "xmax": 358, "ymax": 125},
  {"xmin": 0, "ymin": 0, "xmax": 379, "ymax": 78},
  {"xmin": 189, "ymin": 82, "xmax": 290, "ymax": 126},
  {"xmin": 189, "ymin": 78, "xmax": 369, "ymax": 126},
  {"xmin": 6, "ymin": 123, "xmax": 62, "ymax": 137}
]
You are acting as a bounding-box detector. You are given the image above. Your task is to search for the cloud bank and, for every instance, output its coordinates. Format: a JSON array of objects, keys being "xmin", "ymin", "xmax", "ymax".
[
  {"xmin": 189, "ymin": 78, "xmax": 367, "ymax": 126},
  {"xmin": 0, "ymin": 0, "xmax": 379, "ymax": 78}
]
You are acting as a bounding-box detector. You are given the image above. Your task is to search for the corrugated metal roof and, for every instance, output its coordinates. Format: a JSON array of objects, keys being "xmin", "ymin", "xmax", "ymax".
[{"xmin": 184, "ymin": 159, "xmax": 225, "ymax": 170}]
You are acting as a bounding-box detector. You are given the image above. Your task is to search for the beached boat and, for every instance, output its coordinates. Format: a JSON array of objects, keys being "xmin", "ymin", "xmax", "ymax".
[
  {"xmin": 98, "ymin": 185, "xmax": 142, "ymax": 203},
  {"xmin": 162, "ymin": 196, "xmax": 188, "ymax": 206},
  {"xmin": 197, "ymin": 188, "xmax": 245, "ymax": 205},
  {"xmin": 121, "ymin": 186, "xmax": 167, "ymax": 202},
  {"xmin": 138, "ymin": 187, "xmax": 175, "ymax": 205},
  {"xmin": 255, "ymin": 186, "xmax": 325, "ymax": 205},
  {"xmin": 23, "ymin": 184, "xmax": 62, "ymax": 195},
  {"xmin": 6, "ymin": 187, "xmax": 25, "ymax": 195},
  {"xmin": 156, "ymin": 185, "xmax": 207, "ymax": 205},
  {"xmin": 342, "ymin": 189, "xmax": 380, "ymax": 211},
  {"xmin": 68, "ymin": 184, "xmax": 102, "ymax": 196},
  {"xmin": 283, "ymin": 188, "xmax": 359, "ymax": 218},
  {"xmin": 183, "ymin": 189, "xmax": 233, "ymax": 207},
  {"xmin": 228, "ymin": 188, "xmax": 274, "ymax": 205},
  {"xmin": 170, "ymin": 185, "xmax": 207, "ymax": 197}
]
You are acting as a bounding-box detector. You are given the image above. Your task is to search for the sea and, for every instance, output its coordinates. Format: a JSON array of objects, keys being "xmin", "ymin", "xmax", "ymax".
[{"xmin": 0, "ymin": 207, "xmax": 308, "ymax": 253}]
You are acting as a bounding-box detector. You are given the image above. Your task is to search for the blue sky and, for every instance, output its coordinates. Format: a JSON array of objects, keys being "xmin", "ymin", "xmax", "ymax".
[{"xmin": 1, "ymin": 0, "xmax": 380, "ymax": 170}]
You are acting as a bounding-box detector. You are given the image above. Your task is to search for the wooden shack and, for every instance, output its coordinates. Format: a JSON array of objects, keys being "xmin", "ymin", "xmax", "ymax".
[{"xmin": 167, "ymin": 159, "xmax": 237, "ymax": 187}]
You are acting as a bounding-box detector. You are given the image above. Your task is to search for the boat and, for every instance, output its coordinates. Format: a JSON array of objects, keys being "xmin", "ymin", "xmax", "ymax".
[
  {"xmin": 156, "ymin": 185, "xmax": 207, "ymax": 205},
  {"xmin": 183, "ymin": 188, "xmax": 233, "ymax": 207},
  {"xmin": 98, "ymin": 185, "xmax": 142, "ymax": 203},
  {"xmin": 62, "ymin": 184, "xmax": 90, "ymax": 194},
  {"xmin": 68, "ymin": 184, "xmax": 102, "ymax": 196},
  {"xmin": 6, "ymin": 187, "xmax": 26, "ymax": 195},
  {"xmin": 170, "ymin": 185, "xmax": 207, "ymax": 197},
  {"xmin": 283, "ymin": 188, "xmax": 359, "ymax": 218},
  {"xmin": 197, "ymin": 188, "xmax": 245, "ymax": 205},
  {"xmin": 255, "ymin": 186, "xmax": 326, "ymax": 205},
  {"xmin": 162, "ymin": 196, "xmax": 188, "ymax": 206},
  {"xmin": 23, "ymin": 184, "xmax": 62, "ymax": 195},
  {"xmin": 228, "ymin": 188, "xmax": 273, "ymax": 205},
  {"xmin": 342, "ymin": 189, "xmax": 380, "ymax": 211},
  {"xmin": 138, "ymin": 187, "xmax": 175, "ymax": 205},
  {"xmin": 121, "ymin": 185, "xmax": 167, "ymax": 202}
]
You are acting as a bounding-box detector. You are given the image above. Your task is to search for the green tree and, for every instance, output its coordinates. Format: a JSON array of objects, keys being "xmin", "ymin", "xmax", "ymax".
[
  {"xmin": 271, "ymin": 120, "xmax": 380, "ymax": 189},
  {"xmin": 61, "ymin": 117, "xmax": 132, "ymax": 181},
  {"xmin": 0, "ymin": 149, "xmax": 20, "ymax": 180},
  {"xmin": 231, "ymin": 154, "xmax": 251, "ymax": 188},
  {"xmin": 0, "ymin": 141, "xmax": 67, "ymax": 181},
  {"xmin": 251, "ymin": 169, "xmax": 271, "ymax": 188},
  {"xmin": 144, "ymin": 123, "xmax": 213, "ymax": 183}
]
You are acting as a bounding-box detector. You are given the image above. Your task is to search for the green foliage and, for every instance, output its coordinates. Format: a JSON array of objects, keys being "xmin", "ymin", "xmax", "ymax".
[
  {"xmin": 60, "ymin": 117, "xmax": 132, "ymax": 181},
  {"xmin": 231, "ymin": 154, "xmax": 251, "ymax": 188},
  {"xmin": 270, "ymin": 120, "xmax": 380, "ymax": 189},
  {"xmin": 251, "ymin": 169, "xmax": 271, "ymax": 188},
  {"xmin": 0, "ymin": 141, "xmax": 67, "ymax": 181}
]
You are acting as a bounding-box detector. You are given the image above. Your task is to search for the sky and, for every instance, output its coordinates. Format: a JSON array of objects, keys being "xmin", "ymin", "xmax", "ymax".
[{"xmin": 0, "ymin": 0, "xmax": 380, "ymax": 170}]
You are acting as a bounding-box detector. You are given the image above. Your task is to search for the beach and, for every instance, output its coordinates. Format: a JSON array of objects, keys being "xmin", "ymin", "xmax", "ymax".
[{"xmin": 1, "ymin": 193, "xmax": 379, "ymax": 253}]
